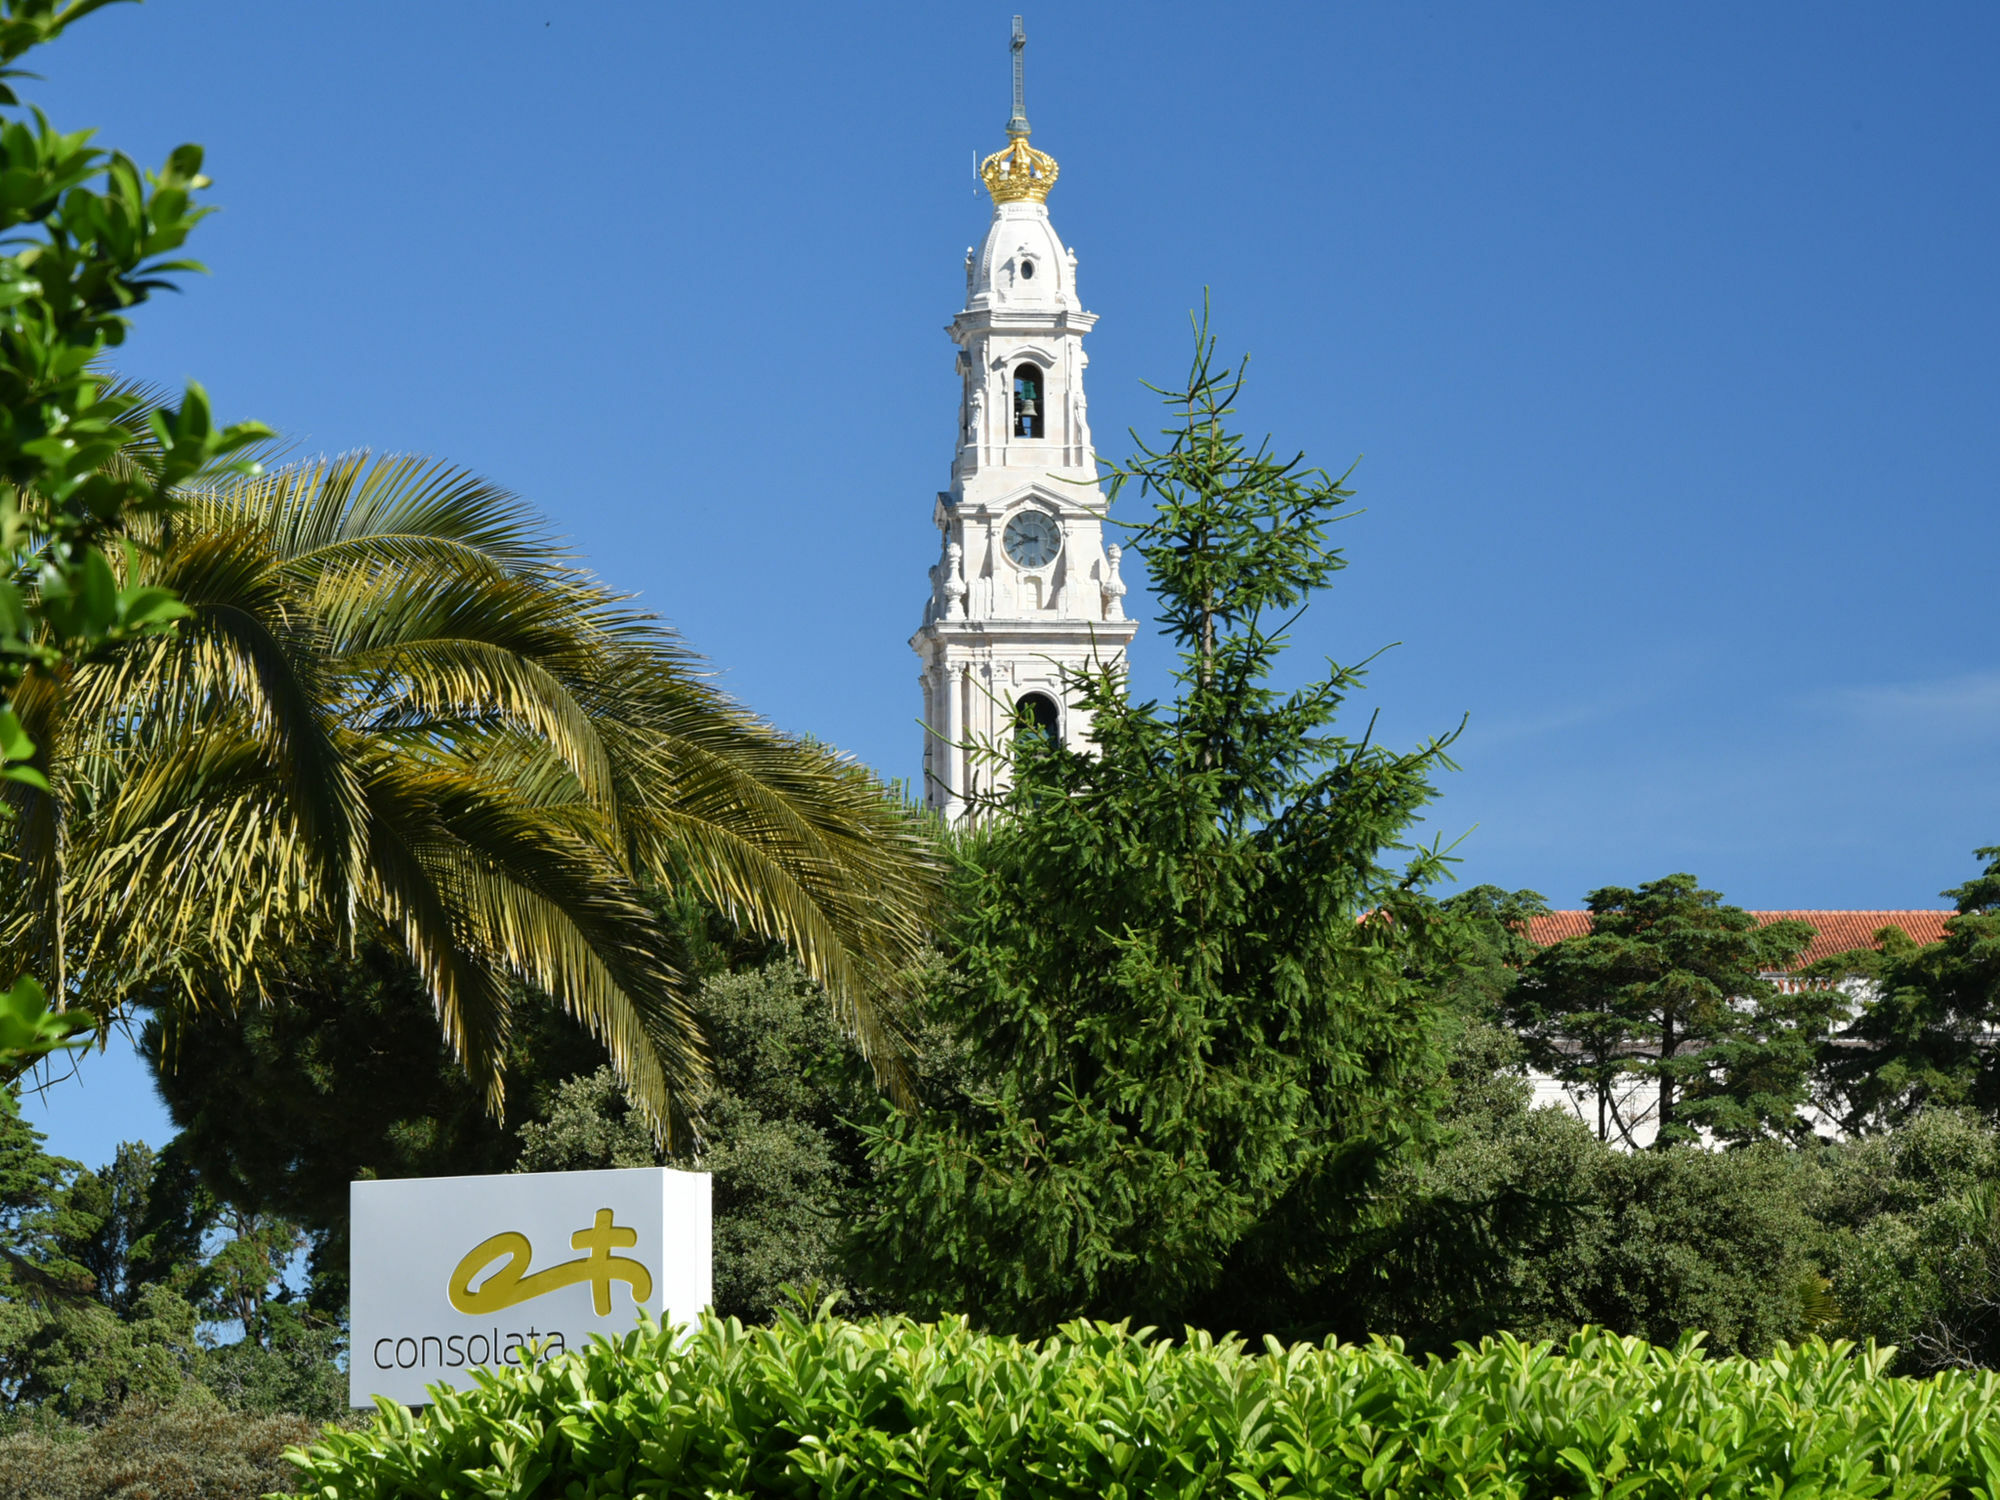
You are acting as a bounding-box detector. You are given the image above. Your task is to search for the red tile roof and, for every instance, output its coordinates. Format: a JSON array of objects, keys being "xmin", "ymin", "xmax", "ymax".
[{"xmin": 1524, "ymin": 910, "xmax": 1954, "ymax": 969}]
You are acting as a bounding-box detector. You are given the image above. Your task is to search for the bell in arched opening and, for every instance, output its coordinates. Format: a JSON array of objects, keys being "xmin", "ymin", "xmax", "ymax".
[{"xmin": 1012, "ymin": 364, "xmax": 1044, "ymax": 438}]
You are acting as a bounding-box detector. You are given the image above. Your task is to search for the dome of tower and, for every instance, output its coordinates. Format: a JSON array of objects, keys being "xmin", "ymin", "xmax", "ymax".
[{"xmin": 965, "ymin": 199, "xmax": 1081, "ymax": 315}]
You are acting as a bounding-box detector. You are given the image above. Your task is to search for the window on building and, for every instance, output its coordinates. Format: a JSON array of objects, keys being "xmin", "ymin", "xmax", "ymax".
[
  {"xmin": 1014, "ymin": 692, "xmax": 1060, "ymax": 746},
  {"xmin": 1013, "ymin": 364, "xmax": 1044, "ymax": 438}
]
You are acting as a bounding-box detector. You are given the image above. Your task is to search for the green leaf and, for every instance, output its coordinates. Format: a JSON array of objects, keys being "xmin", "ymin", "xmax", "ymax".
[
  {"xmin": 2, "ymin": 761, "xmax": 49, "ymax": 791},
  {"xmin": 0, "ymin": 703, "xmax": 31, "ymax": 759},
  {"xmin": 0, "ymin": 971, "xmax": 91, "ymax": 1066}
]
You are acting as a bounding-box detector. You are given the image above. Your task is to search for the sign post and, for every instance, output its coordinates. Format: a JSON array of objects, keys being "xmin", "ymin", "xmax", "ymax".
[{"xmin": 349, "ymin": 1166, "xmax": 711, "ymax": 1407}]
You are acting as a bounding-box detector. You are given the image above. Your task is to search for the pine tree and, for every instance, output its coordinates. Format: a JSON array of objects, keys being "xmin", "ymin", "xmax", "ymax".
[
  {"xmin": 1508, "ymin": 875, "xmax": 1828, "ymax": 1146},
  {"xmin": 854, "ymin": 310, "xmax": 1460, "ymax": 1337},
  {"xmin": 1811, "ymin": 845, "xmax": 2000, "ymax": 1130}
]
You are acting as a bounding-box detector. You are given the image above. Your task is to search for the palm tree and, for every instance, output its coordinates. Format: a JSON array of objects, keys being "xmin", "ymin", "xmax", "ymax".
[{"xmin": 0, "ymin": 452, "xmax": 940, "ymax": 1133}]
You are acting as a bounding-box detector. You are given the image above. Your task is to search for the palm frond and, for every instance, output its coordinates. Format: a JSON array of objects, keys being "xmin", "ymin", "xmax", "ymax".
[{"xmin": 0, "ymin": 448, "xmax": 945, "ymax": 1127}]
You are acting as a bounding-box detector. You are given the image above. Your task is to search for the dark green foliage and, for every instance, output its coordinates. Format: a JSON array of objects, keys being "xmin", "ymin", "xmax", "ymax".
[
  {"xmin": 0, "ymin": 1083, "xmax": 76, "ymax": 1289},
  {"xmin": 288, "ymin": 1310, "xmax": 2000, "ymax": 1500},
  {"xmin": 1337, "ymin": 1106, "xmax": 1602, "ymax": 1351},
  {"xmin": 1811, "ymin": 845, "xmax": 2000, "ymax": 1130},
  {"xmin": 518, "ymin": 960, "xmax": 950, "ymax": 1323},
  {"xmin": 1345, "ymin": 1106, "xmax": 1821, "ymax": 1357},
  {"xmin": 55, "ymin": 1143, "xmax": 198, "ymax": 1315},
  {"xmin": 191, "ymin": 1307, "xmax": 347, "ymax": 1420},
  {"xmin": 0, "ymin": 1083, "xmax": 343, "ymax": 1423},
  {"xmin": 665, "ymin": 964, "xmax": 878, "ymax": 1321},
  {"xmin": 0, "ymin": 1283, "xmax": 199, "ymax": 1422},
  {"xmin": 1429, "ymin": 884, "xmax": 1549, "ymax": 1019},
  {"xmin": 515, "ymin": 965, "xmax": 865, "ymax": 1323},
  {"xmin": 0, "ymin": 1091, "xmax": 203, "ymax": 1419},
  {"xmin": 1509, "ymin": 874, "xmax": 1834, "ymax": 1145},
  {"xmin": 513, "ymin": 1070, "xmax": 655, "ymax": 1173},
  {"xmin": 1433, "ymin": 1016, "xmax": 1534, "ymax": 1131},
  {"xmin": 1578, "ymin": 1141, "xmax": 1820, "ymax": 1354},
  {"xmin": 1809, "ymin": 1108, "xmax": 2000, "ymax": 1373},
  {"xmin": 856, "ymin": 315, "xmax": 1459, "ymax": 1338},
  {"xmin": 0, "ymin": 1397, "xmax": 325, "ymax": 1500},
  {"xmin": 142, "ymin": 934, "xmax": 606, "ymax": 1308},
  {"xmin": 1420, "ymin": 885, "xmax": 1548, "ymax": 1131}
]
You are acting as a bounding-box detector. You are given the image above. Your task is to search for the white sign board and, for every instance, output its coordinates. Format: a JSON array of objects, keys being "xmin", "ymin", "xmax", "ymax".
[{"xmin": 350, "ymin": 1166, "xmax": 710, "ymax": 1407}]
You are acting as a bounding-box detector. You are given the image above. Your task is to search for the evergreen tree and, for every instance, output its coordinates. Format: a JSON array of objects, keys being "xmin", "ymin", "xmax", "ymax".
[
  {"xmin": 853, "ymin": 312, "xmax": 1460, "ymax": 1337},
  {"xmin": 1508, "ymin": 875, "xmax": 1829, "ymax": 1146},
  {"xmin": 52, "ymin": 1142, "xmax": 208, "ymax": 1316},
  {"xmin": 1420, "ymin": 886, "xmax": 1549, "ymax": 1127},
  {"xmin": 1431, "ymin": 885, "xmax": 1552, "ymax": 1020},
  {"xmin": 0, "ymin": 1084, "xmax": 83, "ymax": 1296},
  {"xmin": 1810, "ymin": 846, "xmax": 2000, "ymax": 1131},
  {"xmin": 0, "ymin": 1089, "xmax": 207, "ymax": 1418}
]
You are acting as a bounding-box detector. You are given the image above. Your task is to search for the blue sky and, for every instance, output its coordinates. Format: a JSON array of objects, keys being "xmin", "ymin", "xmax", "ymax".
[{"xmin": 18, "ymin": 2, "xmax": 2000, "ymax": 1166}]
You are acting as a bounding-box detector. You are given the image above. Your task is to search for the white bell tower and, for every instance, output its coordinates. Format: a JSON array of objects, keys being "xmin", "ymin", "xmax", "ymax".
[{"xmin": 912, "ymin": 16, "xmax": 1136, "ymax": 822}]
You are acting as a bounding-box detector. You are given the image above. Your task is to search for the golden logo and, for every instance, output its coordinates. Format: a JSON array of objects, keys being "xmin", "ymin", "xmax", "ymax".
[{"xmin": 448, "ymin": 1207, "xmax": 654, "ymax": 1316}]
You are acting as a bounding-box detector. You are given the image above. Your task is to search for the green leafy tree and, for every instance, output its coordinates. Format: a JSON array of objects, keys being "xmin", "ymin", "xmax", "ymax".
[
  {"xmin": 46, "ymin": 1136, "xmax": 314, "ymax": 1346},
  {"xmin": 1808, "ymin": 847, "xmax": 2000, "ymax": 1131},
  {"xmin": 54, "ymin": 1147, "xmax": 337, "ymax": 1417},
  {"xmin": 51, "ymin": 1142, "xmax": 204, "ymax": 1315},
  {"xmin": 1808, "ymin": 1107, "xmax": 2000, "ymax": 1372},
  {"xmin": 0, "ymin": 1088, "xmax": 209, "ymax": 1419},
  {"xmin": 0, "ymin": 1279, "xmax": 198, "ymax": 1420},
  {"xmin": 0, "ymin": 1087, "xmax": 345, "ymax": 1420},
  {"xmin": 853, "ymin": 313, "xmax": 1459, "ymax": 1337},
  {"xmin": 0, "ymin": 0, "xmax": 270, "ymax": 1076},
  {"xmin": 0, "ymin": 1081, "xmax": 80, "ymax": 1294},
  {"xmin": 1344, "ymin": 1106, "xmax": 1821, "ymax": 1356},
  {"xmin": 191, "ymin": 1301, "xmax": 347, "ymax": 1419},
  {"xmin": 518, "ymin": 958, "xmax": 961, "ymax": 1323},
  {"xmin": 1508, "ymin": 875, "xmax": 1829, "ymax": 1146}
]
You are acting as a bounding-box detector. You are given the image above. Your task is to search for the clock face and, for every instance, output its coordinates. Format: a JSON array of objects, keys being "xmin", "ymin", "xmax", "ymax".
[{"xmin": 1003, "ymin": 510, "xmax": 1062, "ymax": 568}]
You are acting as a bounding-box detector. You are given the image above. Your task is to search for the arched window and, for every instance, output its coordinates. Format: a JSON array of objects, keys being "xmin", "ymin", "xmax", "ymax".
[
  {"xmin": 1012, "ymin": 363, "xmax": 1044, "ymax": 438},
  {"xmin": 1014, "ymin": 692, "xmax": 1060, "ymax": 746}
]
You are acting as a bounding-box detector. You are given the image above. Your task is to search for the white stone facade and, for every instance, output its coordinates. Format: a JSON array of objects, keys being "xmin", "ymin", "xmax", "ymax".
[{"xmin": 910, "ymin": 158, "xmax": 1136, "ymax": 821}]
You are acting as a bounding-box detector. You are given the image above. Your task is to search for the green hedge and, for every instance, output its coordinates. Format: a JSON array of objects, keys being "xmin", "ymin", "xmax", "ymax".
[{"xmin": 289, "ymin": 1311, "xmax": 2000, "ymax": 1499}]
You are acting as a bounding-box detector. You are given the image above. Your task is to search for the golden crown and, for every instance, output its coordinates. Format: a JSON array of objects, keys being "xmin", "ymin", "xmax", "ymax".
[{"xmin": 980, "ymin": 132, "xmax": 1059, "ymax": 205}]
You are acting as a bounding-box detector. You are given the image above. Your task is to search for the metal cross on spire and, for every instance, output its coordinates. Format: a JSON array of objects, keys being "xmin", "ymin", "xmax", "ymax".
[{"xmin": 1007, "ymin": 15, "xmax": 1030, "ymax": 138}]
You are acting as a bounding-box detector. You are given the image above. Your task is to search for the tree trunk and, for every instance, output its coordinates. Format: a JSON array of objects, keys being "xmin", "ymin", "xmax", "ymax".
[{"xmin": 1657, "ymin": 1010, "xmax": 1675, "ymax": 1142}]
